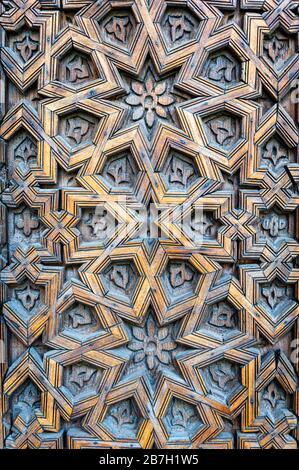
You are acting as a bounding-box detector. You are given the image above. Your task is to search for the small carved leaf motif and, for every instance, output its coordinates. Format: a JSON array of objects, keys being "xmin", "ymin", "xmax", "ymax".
[
  {"xmin": 263, "ymin": 32, "xmax": 290, "ymax": 68},
  {"xmin": 263, "ymin": 382, "xmax": 285, "ymax": 409},
  {"xmin": 109, "ymin": 400, "xmax": 136, "ymax": 428},
  {"xmin": 169, "ymin": 262, "xmax": 194, "ymax": 288},
  {"xmin": 262, "ymin": 138, "xmax": 288, "ymax": 169},
  {"xmin": 14, "ymin": 32, "xmax": 39, "ymax": 62},
  {"xmin": 207, "ymin": 118, "xmax": 234, "ymax": 146},
  {"xmin": 105, "ymin": 16, "xmax": 132, "ymax": 44},
  {"xmin": 209, "ymin": 302, "xmax": 236, "ymax": 329},
  {"xmin": 68, "ymin": 364, "xmax": 97, "ymax": 392},
  {"xmin": 65, "ymin": 304, "xmax": 93, "ymax": 329},
  {"xmin": 168, "ymin": 155, "xmax": 194, "ymax": 188},
  {"xmin": 109, "ymin": 265, "xmax": 129, "ymax": 290},
  {"xmin": 65, "ymin": 116, "xmax": 93, "ymax": 145},
  {"xmin": 206, "ymin": 55, "xmax": 237, "ymax": 83},
  {"xmin": 209, "ymin": 362, "xmax": 236, "ymax": 389},
  {"xmin": 166, "ymin": 15, "xmax": 193, "ymax": 42},
  {"xmin": 13, "ymin": 382, "xmax": 40, "ymax": 423},
  {"xmin": 170, "ymin": 398, "xmax": 196, "ymax": 430},
  {"xmin": 15, "ymin": 137, "xmax": 37, "ymax": 167},
  {"xmin": 16, "ymin": 284, "xmax": 40, "ymax": 310},
  {"xmin": 190, "ymin": 212, "xmax": 214, "ymax": 237},
  {"xmin": 262, "ymin": 282, "xmax": 286, "ymax": 309},
  {"xmin": 65, "ymin": 54, "xmax": 91, "ymax": 84},
  {"xmin": 84, "ymin": 210, "xmax": 108, "ymax": 240},
  {"xmin": 106, "ymin": 157, "xmax": 131, "ymax": 186}
]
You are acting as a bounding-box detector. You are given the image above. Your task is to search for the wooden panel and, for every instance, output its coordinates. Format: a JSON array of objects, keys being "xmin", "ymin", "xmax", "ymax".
[{"xmin": 0, "ymin": 0, "xmax": 299, "ymax": 449}]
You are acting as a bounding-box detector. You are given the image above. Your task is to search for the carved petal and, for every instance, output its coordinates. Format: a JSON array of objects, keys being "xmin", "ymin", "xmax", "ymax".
[
  {"xmin": 128, "ymin": 341, "xmax": 143, "ymax": 351},
  {"xmin": 154, "ymin": 82, "xmax": 166, "ymax": 95},
  {"xmin": 126, "ymin": 95, "xmax": 142, "ymax": 106},
  {"xmin": 132, "ymin": 326, "xmax": 145, "ymax": 340},
  {"xmin": 132, "ymin": 106, "xmax": 144, "ymax": 121},
  {"xmin": 145, "ymin": 76, "xmax": 154, "ymax": 93},
  {"xmin": 156, "ymin": 105, "xmax": 167, "ymax": 118},
  {"xmin": 158, "ymin": 326, "xmax": 168, "ymax": 340},
  {"xmin": 134, "ymin": 351, "xmax": 145, "ymax": 363},
  {"xmin": 145, "ymin": 109, "xmax": 155, "ymax": 127},
  {"xmin": 131, "ymin": 81, "xmax": 144, "ymax": 95},
  {"xmin": 158, "ymin": 94, "xmax": 174, "ymax": 106}
]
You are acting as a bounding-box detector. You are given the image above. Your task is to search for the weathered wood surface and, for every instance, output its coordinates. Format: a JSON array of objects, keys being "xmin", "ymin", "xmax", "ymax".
[{"xmin": 0, "ymin": 0, "xmax": 299, "ymax": 449}]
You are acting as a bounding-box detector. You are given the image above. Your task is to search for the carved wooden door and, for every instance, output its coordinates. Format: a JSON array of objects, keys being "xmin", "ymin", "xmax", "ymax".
[{"xmin": 0, "ymin": 0, "xmax": 299, "ymax": 450}]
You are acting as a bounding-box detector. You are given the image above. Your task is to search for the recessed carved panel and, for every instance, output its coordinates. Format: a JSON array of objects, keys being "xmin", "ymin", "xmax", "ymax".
[
  {"xmin": 78, "ymin": 206, "xmax": 117, "ymax": 246},
  {"xmin": 63, "ymin": 362, "xmax": 102, "ymax": 397},
  {"xmin": 259, "ymin": 136, "xmax": 292, "ymax": 175},
  {"xmin": 259, "ymin": 279, "xmax": 295, "ymax": 320},
  {"xmin": 98, "ymin": 9, "xmax": 137, "ymax": 49},
  {"xmin": 8, "ymin": 130, "xmax": 37, "ymax": 175},
  {"xmin": 59, "ymin": 302, "xmax": 102, "ymax": 340},
  {"xmin": 8, "ymin": 27, "xmax": 39, "ymax": 63},
  {"xmin": 102, "ymin": 399, "xmax": 141, "ymax": 439},
  {"xmin": 58, "ymin": 112, "xmax": 98, "ymax": 149},
  {"xmin": 161, "ymin": 151, "xmax": 199, "ymax": 192},
  {"xmin": 100, "ymin": 261, "xmax": 140, "ymax": 304},
  {"xmin": 263, "ymin": 28, "xmax": 296, "ymax": 71},
  {"xmin": 257, "ymin": 208, "xmax": 294, "ymax": 247},
  {"xmin": 161, "ymin": 260, "xmax": 199, "ymax": 305},
  {"xmin": 101, "ymin": 152, "xmax": 139, "ymax": 192},
  {"xmin": 163, "ymin": 398, "xmax": 202, "ymax": 441},
  {"xmin": 202, "ymin": 49, "xmax": 241, "ymax": 87},
  {"xmin": 184, "ymin": 209, "xmax": 220, "ymax": 242},
  {"xmin": 160, "ymin": 7, "xmax": 200, "ymax": 49},
  {"xmin": 203, "ymin": 113, "xmax": 241, "ymax": 150},
  {"xmin": 200, "ymin": 360, "xmax": 242, "ymax": 404},
  {"xmin": 260, "ymin": 381, "xmax": 288, "ymax": 422},
  {"xmin": 58, "ymin": 49, "xmax": 97, "ymax": 86}
]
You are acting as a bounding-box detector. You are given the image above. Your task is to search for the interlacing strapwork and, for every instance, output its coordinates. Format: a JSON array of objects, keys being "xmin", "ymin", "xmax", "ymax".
[{"xmin": 0, "ymin": 0, "xmax": 299, "ymax": 449}]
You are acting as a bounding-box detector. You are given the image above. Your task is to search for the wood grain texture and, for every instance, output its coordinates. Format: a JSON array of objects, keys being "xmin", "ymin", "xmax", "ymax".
[{"xmin": 0, "ymin": 0, "xmax": 299, "ymax": 449}]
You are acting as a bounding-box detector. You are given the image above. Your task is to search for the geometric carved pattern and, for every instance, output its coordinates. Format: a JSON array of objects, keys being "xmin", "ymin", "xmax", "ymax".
[{"xmin": 0, "ymin": 0, "xmax": 299, "ymax": 451}]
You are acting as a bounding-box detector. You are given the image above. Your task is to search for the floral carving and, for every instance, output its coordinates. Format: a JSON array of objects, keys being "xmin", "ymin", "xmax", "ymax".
[
  {"xmin": 13, "ymin": 31, "xmax": 39, "ymax": 62},
  {"xmin": 14, "ymin": 136, "xmax": 37, "ymax": 169},
  {"xmin": 263, "ymin": 31, "xmax": 292, "ymax": 69},
  {"xmin": 261, "ymin": 280, "xmax": 288, "ymax": 309},
  {"xmin": 126, "ymin": 75, "xmax": 174, "ymax": 128},
  {"xmin": 203, "ymin": 52, "xmax": 240, "ymax": 85},
  {"xmin": 208, "ymin": 302, "xmax": 237, "ymax": 329},
  {"xmin": 261, "ymin": 137, "xmax": 289, "ymax": 173},
  {"xmin": 128, "ymin": 315, "xmax": 176, "ymax": 370},
  {"xmin": 105, "ymin": 16, "xmax": 133, "ymax": 44},
  {"xmin": 15, "ymin": 284, "xmax": 40, "ymax": 311}
]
